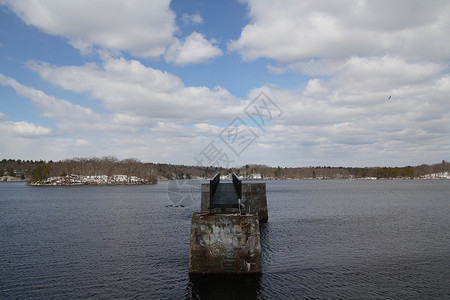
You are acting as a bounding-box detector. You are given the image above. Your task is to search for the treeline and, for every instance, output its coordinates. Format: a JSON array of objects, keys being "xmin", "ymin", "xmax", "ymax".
[
  {"xmin": 1, "ymin": 158, "xmax": 449, "ymax": 182},
  {"xmin": 48, "ymin": 157, "xmax": 157, "ymax": 181},
  {"xmin": 1, "ymin": 157, "xmax": 157, "ymax": 183},
  {"xmin": 1, "ymin": 159, "xmax": 42, "ymax": 180},
  {"xmin": 238, "ymin": 161, "xmax": 448, "ymax": 179},
  {"xmin": 0, "ymin": 157, "xmax": 222, "ymax": 183},
  {"xmin": 375, "ymin": 167, "xmax": 415, "ymax": 179}
]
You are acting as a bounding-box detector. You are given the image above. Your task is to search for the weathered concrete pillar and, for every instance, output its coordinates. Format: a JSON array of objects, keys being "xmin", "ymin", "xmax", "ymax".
[
  {"xmin": 242, "ymin": 183, "xmax": 268, "ymax": 223},
  {"xmin": 189, "ymin": 213, "xmax": 262, "ymax": 274},
  {"xmin": 201, "ymin": 184, "xmax": 210, "ymax": 212}
]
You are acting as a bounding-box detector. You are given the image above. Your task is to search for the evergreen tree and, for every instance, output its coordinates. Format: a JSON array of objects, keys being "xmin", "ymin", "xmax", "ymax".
[{"xmin": 31, "ymin": 165, "xmax": 51, "ymax": 183}]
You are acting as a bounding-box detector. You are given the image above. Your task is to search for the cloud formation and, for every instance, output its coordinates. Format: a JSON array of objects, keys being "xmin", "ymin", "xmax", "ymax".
[
  {"xmin": 0, "ymin": 72, "xmax": 223, "ymax": 162},
  {"xmin": 230, "ymin": 0, "xmax": 450, "ymax": 71},
  {"xmin": 182, "ymin": 13, "xmax": 204, "ymax": 25},
  {"xmin": 1, "ymin": 0, "xmax": 222, "ymax": 64},
  {"xmin": 0, "ymin": 120, "xmax": 51, "ymax": 137},
  {"xmin": 246, "ymin": 58, "xmax": 450, "ymax": 166},
  {"xmin": 27, "ymin": 57, "xmax": 241, "ymax": 123},
  {"xmin": 1, "ymin": 1, "xmax": 449, "ymax": 166},
  {"xmin": 165, "ymin": 32, "xmax": 223, "ymax": 65},
  {"xmin": 223, "ymin": 0, "xmax": 450, "ymax": 166},
  {"xmin": 1, "ymin": 0, "xmax": 177, "ymax": 58},
  {"xmin": 0, "ymin": 73, "xmax": 115, "ymax": 135}
]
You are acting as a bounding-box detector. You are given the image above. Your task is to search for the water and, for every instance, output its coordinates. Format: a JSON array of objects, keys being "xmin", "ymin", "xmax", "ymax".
[{"xmin": 1, "ymin": 180, "xmax": 449, "ymax": 299}]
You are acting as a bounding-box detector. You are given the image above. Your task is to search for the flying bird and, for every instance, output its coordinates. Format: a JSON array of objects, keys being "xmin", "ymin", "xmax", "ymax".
[{"xmin": 388, "ymin": 96, "xmax": 391, "ymax": 99}]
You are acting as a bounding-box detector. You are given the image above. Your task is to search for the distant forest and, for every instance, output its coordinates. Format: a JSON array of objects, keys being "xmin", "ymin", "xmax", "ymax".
[{"xmin": 1, "ymin": 157, "xmax": 449, "ymax": 183}]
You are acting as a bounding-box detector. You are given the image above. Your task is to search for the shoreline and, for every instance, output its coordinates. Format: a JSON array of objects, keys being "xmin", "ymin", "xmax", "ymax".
[
  {"xmin": 26, "ymin": 177, "xmax": 449, "ymax": 186},
  {"xmin": 4, "ymin": 176, "xmax": 448, "ymax": 186},
  {"xmin": 26, "ymin": 182, "xmax": 156, "ymax": 186},
  {"xmin": 0, "ymin": 176, "xmax": 25, "ymax": 182}
]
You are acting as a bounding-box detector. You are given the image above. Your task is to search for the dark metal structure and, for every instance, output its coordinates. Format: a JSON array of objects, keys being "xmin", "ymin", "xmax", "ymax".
[
  {"xmin": 232, "ymin": 172, "xmax": 242, "ymax": 199},
  {"xmin": 209, "ymin": 172, "xmax": 242, "ymax": 213},
  {"xmin": 209, "ymin": 172, "xmax": 220, "ymax": 205}
]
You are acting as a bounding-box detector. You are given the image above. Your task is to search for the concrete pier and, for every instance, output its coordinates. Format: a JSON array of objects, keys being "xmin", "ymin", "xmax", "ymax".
[
  {"xmin": 189, "ymin": 173, "xmax": 267, "ymax": 274},
  {"xmin": 242, "ymin": 183, "xmax": 268, "ymax": 223},
  {"xmin": 189, "ymin": 213, "xmax": 262, "ymax": 274}
]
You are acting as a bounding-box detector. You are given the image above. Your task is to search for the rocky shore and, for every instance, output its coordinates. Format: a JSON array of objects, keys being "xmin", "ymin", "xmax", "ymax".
[{"xmin": 0, "ymin": 176, "xmax": 25, "ymax": 182}]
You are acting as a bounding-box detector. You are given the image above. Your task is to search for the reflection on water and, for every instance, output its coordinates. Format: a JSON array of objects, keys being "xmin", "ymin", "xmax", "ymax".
[{"xmin": 189, "ymin": 274, "xmax": 262, "ymax": 300}]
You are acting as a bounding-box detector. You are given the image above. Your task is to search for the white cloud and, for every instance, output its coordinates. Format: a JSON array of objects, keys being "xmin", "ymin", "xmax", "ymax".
[
  {"xmin": 1, "ymin": 0, "xmax": 224, "ymax": 65},
  {"xmin": 0, "ymin": 116, "xmax": 54, "ymax": 160},
  {"xmin": 303, "ymin": 79, "xmax": 329, "ymax": 96},
  {"xmin": 165, "ymin": 32, "xmax": 223, "ymax": 65},
  {"xmin": 191, "ymin": 123, "xmax": 221, "ymax": 136},
  {"xmin": 151, "ymin": 121, "xmax": 195, "ymax": 138},
  {"xmin": 0, "ymin": 73, "xmax": 220, "ymax": 163},
  {"xmin": 0, "ymin": 73, "xmax": 95, "ymax": 122},
  {"xmin": 0, "ymin": 120, "xmax": 51, "ymax": 137},
  {"xmin": 230, "ymin": 0, "xmax": 450, "ymax": 70},
  {"xmin": 27, "ymin": 56, "xmax": 241, "ymax": 123},
  {"xmin": 223, "ymin": 1, "xmax": 450, "ymax": 166},
  {"xmin": 2, "ymin": 70, "xmax": 449, "ymax": 166},
  {"xmin": 1, "ymin": 0, "xmax": 177, "ymax": 58},
  {"xmin": 0, "ymin": 127, "xmax": 93, "ymax": 161},
  {"xmin": 267, "ymin": 59, "xmax": 346, "ymax": 76},
  {"xmin": 332, "ymin": 56, "xmax": 444, "ymax": 91},
  {"xmin": 0, "ymin": 73, "xmax": 142, "ymax": 136},
  {"xmin": 270, "ymin": 58, "xmax": 450, "ymax": 128},
  {"xmin": 182, "ymin": 13, "xmax": 203, "ymax": 25},
  {"xmin": 245, "ymin": 62, "xmax": 450, "ymax": 166}
]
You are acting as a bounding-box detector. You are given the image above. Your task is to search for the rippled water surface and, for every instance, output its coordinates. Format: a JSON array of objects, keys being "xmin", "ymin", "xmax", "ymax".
[{"xmin": 1, "ymin": 180, "xmax": 450, "ymax": 299}]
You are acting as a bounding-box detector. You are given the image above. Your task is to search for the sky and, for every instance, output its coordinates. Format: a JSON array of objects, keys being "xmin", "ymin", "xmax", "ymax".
[{"xmin": 0, "ymin": 0, "xmax": 449, "ymax": 168}]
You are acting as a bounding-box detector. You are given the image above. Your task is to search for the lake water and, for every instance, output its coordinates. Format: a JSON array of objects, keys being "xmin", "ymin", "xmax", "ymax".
[{"xmin": 1, "ymin": 180, "xmax": 450, "ymax": 299}]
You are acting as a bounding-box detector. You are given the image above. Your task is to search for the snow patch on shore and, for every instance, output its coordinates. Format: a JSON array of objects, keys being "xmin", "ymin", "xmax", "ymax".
[
  {"xmin": 419, "ymin": 172, "xmax": 450, "ymax": 179},
  {"xmin": 41, "ymin": 174, "xmax": 152, "ymax": 185}
]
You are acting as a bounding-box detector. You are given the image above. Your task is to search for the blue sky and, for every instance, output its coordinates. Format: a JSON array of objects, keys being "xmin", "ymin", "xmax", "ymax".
[{"xmin": 1, "ymin": 0, "xmax": 449, "ymax": 167}]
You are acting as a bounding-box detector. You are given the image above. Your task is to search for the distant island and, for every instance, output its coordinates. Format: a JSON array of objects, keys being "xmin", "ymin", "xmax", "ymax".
[
  {"xmin": 1, "ymin": 157, "xmax": 157, "ymax": 186},
  {"xmin": 29, "ymin": 174, "xmax": 155, "ymax": 186},
  {"xmin": 1, "ymin": 157, "xmax": 449, "ymax": 185}
]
